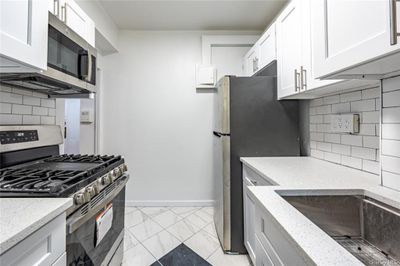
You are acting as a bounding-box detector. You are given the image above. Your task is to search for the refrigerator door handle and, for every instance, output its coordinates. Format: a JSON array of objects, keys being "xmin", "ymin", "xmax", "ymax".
[{"xmin": 213, "ymin": 131, "xmax": 230, "ymax": 137}]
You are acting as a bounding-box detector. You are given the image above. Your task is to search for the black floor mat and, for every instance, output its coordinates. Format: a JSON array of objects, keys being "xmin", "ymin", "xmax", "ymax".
[{"xmin": 150, "ymin": 244, "xmax": 212, "ymax": 266}]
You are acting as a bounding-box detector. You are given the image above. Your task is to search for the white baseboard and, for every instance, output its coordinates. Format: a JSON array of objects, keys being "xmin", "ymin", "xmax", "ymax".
[{"xmin": 125, "ymin": 200, "xmax": 215, "ymax": 207}]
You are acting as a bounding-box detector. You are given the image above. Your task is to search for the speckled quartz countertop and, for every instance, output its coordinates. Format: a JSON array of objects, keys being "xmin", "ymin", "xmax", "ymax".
[
  {"xmin": 0, "ymin": 198, "xmax": 72, "ymax": 255},
  {"xmin": 240, "ymin": 157, "xmax": 400, "ymax": 266}
]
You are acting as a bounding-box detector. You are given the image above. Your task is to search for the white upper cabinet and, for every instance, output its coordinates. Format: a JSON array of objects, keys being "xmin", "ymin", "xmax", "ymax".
[
  {"xmin": 49, "ymin": 0, "xmax": 95, "ymax": 47},
  {"xmin": 0, "ymin": 0, "xmax": 48, "ymax": 71},
  {"xmin": 276, "ymin": 0, "xmax": 302, "ymax": 99},
  {"xmin": 312, "ymin": 0, "xmax": 400, "ymax": 79},
  {"xmin": 244, "ymin": 46, "xmax": 259, "ymax": 76},
  {"xmin": 258, "ymin": 23, "xmax": 276, "ymax": 69}
]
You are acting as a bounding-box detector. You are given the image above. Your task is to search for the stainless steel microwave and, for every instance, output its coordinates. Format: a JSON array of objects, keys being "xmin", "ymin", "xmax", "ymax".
[{"xmin": 0, "ymin": 13, "xmax": 96, "ymax": 96}]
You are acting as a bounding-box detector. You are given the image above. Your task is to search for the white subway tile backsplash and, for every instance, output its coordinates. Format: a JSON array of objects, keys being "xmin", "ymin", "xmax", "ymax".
[
  {"xmin": 316, "ymin": 105, "xmax": 331, "ymax": 115},
  {"xmin": 351, "ymin": 146, "xmax": 376, "ymax": 160},
  {"xmin": 332, "ymin": 103, "xmax": 350, "ymax": 113},
  {"xmin": 332, "ymin": 144, "xmax": 351, "ymax": 155},
  {"xmin": 23, "ymin": 96, "xmax": 41, "ymax": 106},
  {"xmin": 32, "ymin": 106, "xmax": 48, "ymax": 116},
  {"xmin": 382, "ymin": 76, "xmax": 400, "ymax": 92},
  {"xmin": 0, "ymin": 85, "xmax": 56, "ymax": 126},
  {"xmin": 12, "ymin": 104, "xmax": 32, "ymax": 115},
  {"xmin": 23, "ymin": 115, "xmax": 41, "ymax": 124},
  {"xmin": 340, "ymin": 91, "xmax": 362, "ymax": 102},
  {"xmin": 362, "ymin": 87, "xmax": 380, "ymax": 99},
  {"xmin": 341, "ymin": 135, "xmax": 363, "ymax": 146},
  {"xmin": 311, "ymin": 149, "xmax": 324, "ymax": 159},
  {"xmin": 362, "ymin": 160, "xmax": 380, "ymax": 175},
  {"xmin": 41, "ymin": 98, "xmax": 55, "ymax": 108},
  {"xmin": 360, "ymin": 124, "xmax": 377, "ymax": 136},
  {"xmin": 323, "ymin": 95, "xmax": 340, "ymax": 104},
  {"xmin": 341, "ymin": 155, "xmax": 362, "ymax": 169},
  {"xmin": 324, "ymin": 152, "xmax": 341, "ymax": 164},
  {"xmin": 310, "ymin": 115, "xmax": 324, "ymax": 124},
  {"xmin": 382, "ymin": 124, "xmax": 400, "ymax": 140},
  {"xmin": 324, "ymin": 134, "xmax": 341, "ymax": 144},
  {"xmin": 383, "ymin": 107, "xmax": 400, "ymax": 123},
  {"xmin": 382, "ymin": 171, "xmax": 400, "ymax": 191},
  {"xmin": 0, "ymin": 103, "xmax": 12, "ymax": 113},
  {"xmin": 0, "ymin": 92, "xmax": 23, "ymax": 104},
  {"xmin": 375, "ymin": 98, "xmax": 381, "ymax": 110},
  {"xmin": 383, "ymin": 90, "xmax": 400, "ymax": 108},
  {"xmin": 41, "ymin": 116, "xmax": 55, "ymax": 125},
  {"xmin": 0, "ymin": 114, "xmax": 22, "ymax": 124},
  {"xmin": 363, "ymin": 136, "xmax": 379, "ymax": 149},
  {"xmin": 310, "ymin": 132, "xmax": 324, "ymax": 141},
  {"xmin": 381, "ymin": 155, "xmax": 400, "ymax": 174},
  {"xmin": 362, "ymin": 111, "xmax": 380, "ymax": 123},
  {"xmin": 309, "ymin": 87, "xmax": 379, "ymax": 174},
  {"xmin": 382, "ymin": 139, "xmax": 400, "ymax": 157},
  {"xmin": 316, "ymin": 142, "xmax": 332, "ymax": 152},
  {"xmin": 351, "ymin": 99, "xmax": 375, "ymax": 112}
]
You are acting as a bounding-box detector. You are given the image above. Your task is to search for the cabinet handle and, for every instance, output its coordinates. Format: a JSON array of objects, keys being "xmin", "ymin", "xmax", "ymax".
[
  {"xmin": 390, "ymin": 0, "xmax": 400, "ymax": 45},
  {"xmin": 253, "ymin": 57, "xmax": 259, "ymax": 72},
  {"xmin": 294, "ymin": 69, "xmax": 301, "ymax": 92},
  {"xmin": 300, "ymin": 66, "xmax": 307, "ymax": 91},
  {"xmin": 61, "ymin": 3, "xmax": 67, "ymax": 23},
  {"xmin": 250, "ymin": 180, "xmax": 258, "ymax": 186},
  {"xmin": 53, "ymin": 0, "xmax": 60, "ymax": 18}
]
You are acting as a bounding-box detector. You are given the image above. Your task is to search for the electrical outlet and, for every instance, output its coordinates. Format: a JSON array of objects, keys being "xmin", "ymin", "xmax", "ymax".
[{"xmin": 330, "ymin": 114, "xmax": 360, "ymax": 133}]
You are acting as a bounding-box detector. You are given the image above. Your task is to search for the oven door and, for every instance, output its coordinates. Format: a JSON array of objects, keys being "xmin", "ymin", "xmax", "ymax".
[{"xmin": 66, "ymin": 175, "xmax": 128, "ymax": 266}]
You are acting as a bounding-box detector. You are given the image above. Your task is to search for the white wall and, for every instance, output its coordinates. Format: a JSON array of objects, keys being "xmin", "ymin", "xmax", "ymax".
[{"xmin": 99, "ymin": 31, "xmax": 254, "ymax": 206}]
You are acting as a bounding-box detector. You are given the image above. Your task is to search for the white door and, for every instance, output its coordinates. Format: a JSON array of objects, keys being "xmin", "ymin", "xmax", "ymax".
[
  {"xmin": 258, "ymin": 24, "xmax": 276, "ymax": 69},
  {"xmin": 64, "ymin": 99, "xmax": 81, "ymax": 154},
  {"xmin": 276, "ymin": 0, "xmax": 302, "ymax": 99},
  {"xmin": 0, "ymin": 0, "xmax": 48, "ymax": 71},
  {"xmin": 312, "ymin": 0, "xmax": 400, "ymax": 79}
]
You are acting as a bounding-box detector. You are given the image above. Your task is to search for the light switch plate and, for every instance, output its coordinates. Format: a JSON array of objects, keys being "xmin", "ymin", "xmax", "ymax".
[
  {"xmin": 330, "ymin": 114, "xmax": 360, "ymax": 133},
  {"xmin": 195, "ymin": 64, "xmax": 216, "ymax": 88}
]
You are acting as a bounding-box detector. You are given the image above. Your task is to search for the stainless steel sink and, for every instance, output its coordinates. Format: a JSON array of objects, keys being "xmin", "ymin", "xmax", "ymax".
[{"xmin": 282, "ymin": 195, "xmax": 400, "ymax": 266}]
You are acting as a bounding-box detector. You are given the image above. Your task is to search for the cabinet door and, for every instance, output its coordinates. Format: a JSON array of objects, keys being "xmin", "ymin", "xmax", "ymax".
[
  {"xmin": 312, "ymin": 0, "xmax": 400, "ymax": 79},
  {"xmin": 243, "ymin": 179, "xmax": 256, "ymax": 265},
  {"xmin": 61, "ymin": 0, "xmax": 95, "ymax": 47},
  {"xmin": 245, "ymin": 46, "xmax": 259, "ymax": 76},
  {"xmin": 258, "ymin": 23, "xmax": 276, "ymax": 70},
  {"xmin": 276, "ymin": 0, "xmax": 302, "ymax": 99},
  {"xmin": 0, "ymin": 0, "xmax": 48, "ymax": 71}
]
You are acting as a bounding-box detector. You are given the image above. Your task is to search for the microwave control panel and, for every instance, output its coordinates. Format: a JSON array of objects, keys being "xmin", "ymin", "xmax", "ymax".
[{"xmin": 0, "ymin": 130, "xmax": 39, "ymax": 144}]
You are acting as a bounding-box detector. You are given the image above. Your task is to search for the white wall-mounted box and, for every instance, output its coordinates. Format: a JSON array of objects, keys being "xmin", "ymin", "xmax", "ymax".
[
  {"xmin": 80, "ymin": 109, "xmax": 93, "ymax": 123},
  {"xmin": 196, "ymin": 64, "xmax": 216, "ymax": 88}
]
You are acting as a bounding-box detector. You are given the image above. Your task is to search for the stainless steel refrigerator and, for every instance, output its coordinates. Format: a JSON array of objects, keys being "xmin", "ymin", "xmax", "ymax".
[{"xmin": 213, "ymin": 72, "xmax": 300, "ymax": 254}]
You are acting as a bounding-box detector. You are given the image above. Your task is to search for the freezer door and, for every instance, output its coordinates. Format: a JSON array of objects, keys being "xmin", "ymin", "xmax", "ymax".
[
  {"xmin": 213, "ymin": 133, "xmax": 231, "ymax": 251},
  {"xmin": 214, "ymin": 77, "xmax": 230, "ymax": 134}
]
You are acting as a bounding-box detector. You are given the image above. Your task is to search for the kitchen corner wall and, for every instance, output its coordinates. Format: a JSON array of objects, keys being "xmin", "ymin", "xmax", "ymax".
[
  {"xmin": 0, "ymin": 84, "xmax": 56, "ymax": 125},
  {"xmin": 309, "ymin": 87, "xmax": 380, "ymax": 175},
  {"xmin": 382, "ymin": 76, "xmax": 400, "ymax": 191}
]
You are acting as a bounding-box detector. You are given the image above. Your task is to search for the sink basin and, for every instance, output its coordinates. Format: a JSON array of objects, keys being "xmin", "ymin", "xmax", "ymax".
[{"xmin": 282, "ymin": 194, "xmax": 400, "ymax": 266}]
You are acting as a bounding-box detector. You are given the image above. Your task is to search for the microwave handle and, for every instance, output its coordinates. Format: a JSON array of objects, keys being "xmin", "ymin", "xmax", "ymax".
[
  {"xmin": 87, "ymin": 54, "xmax": 93, "ymax": 83},
  {"xmin": 78, "ymin": 51, "xmax": 89, "ymax": 80}
]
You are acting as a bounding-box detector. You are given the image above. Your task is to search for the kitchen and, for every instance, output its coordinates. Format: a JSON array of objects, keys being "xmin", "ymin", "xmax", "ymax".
[{"xmin": 0, "ymin": 0, "xmax": 400, "ymax": 265}]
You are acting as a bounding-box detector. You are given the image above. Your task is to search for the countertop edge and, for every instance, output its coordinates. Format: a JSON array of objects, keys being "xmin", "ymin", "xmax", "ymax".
[{"xmin": 0, "ymin": 198, "xmax": 72, "ymax": 255}]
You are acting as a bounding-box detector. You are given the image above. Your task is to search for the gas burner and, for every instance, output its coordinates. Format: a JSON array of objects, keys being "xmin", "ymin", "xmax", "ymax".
[
  {"xmin": 0, "ymin": 168, "xmax": 87, "ymax": 193},
  {"xmin": 45, "ymin": 154, "xmax": 119, "ymax": 164}
]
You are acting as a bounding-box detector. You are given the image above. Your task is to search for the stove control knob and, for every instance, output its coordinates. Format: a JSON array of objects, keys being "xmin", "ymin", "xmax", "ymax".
[
  {"xmin": 74, "ymin": 193, "xmax": 87, "ymax": 205},
  {"xmin": 109, "ymin": 170, "xmax": 117, "ymax": 181},
  {"xmin": 101, "ymin": 174, "xmax": 111, "ymax": 185},
  {"xmin": 120, "ymin": 164, "xmax": 128, "ymax": 173},
  {"xmin": 114, "ymin": 167, "xmax": 121, "ymax": 178},
  {"xmin": 85, "ymin": 186, "xmax": 96, "ymax": 198},
  {"xmin": 93, "ymin": 182, "xmax": 100, "ymax": 194}
]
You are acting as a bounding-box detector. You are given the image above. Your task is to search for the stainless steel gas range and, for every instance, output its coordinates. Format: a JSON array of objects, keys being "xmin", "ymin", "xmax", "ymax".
[{"xmin": 0, "ymin": 125, "xmax": 129, "ymax": 266}]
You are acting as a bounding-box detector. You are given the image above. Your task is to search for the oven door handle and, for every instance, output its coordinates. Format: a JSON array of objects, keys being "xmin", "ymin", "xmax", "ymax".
[{"xmin": 66, "ymin": 174, "xmax": 129, "ymax": 234}]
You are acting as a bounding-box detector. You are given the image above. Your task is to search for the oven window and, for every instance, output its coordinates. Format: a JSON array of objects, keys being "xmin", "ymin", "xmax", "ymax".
[
  {"xmin": 66, "ymin": 188, "xmax": 125, "ymax": 266},
  {"xmin": 48, "ymin": 25, "xmax": 87, "ymax": 79}
]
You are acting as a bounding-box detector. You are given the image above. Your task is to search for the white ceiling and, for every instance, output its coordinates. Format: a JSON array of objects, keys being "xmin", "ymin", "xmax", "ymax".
[{"xmin": 97, "ymin": 0, "xmax": 288, "ymax": 31}]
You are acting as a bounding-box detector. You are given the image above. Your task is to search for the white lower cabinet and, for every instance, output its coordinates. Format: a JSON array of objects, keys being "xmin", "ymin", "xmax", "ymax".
[
  {"xmin": 0, "ymin": 214, "xmax": 66, "ymax": 266},
  {"xmin": 243, "ymin": 165, "xmax": 273, "ymax": 265},
  {"xmin": 254, "ymin": 204, "xmax": 309, "ymax": 266}
]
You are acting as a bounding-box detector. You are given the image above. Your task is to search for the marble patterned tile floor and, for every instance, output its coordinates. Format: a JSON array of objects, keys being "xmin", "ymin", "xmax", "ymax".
[{"xmin": 122, "ymin": 206, "xmax": 251, "ymax": 266}]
